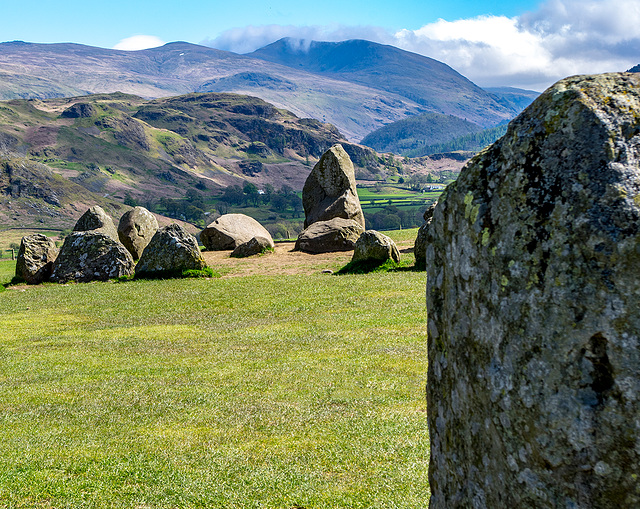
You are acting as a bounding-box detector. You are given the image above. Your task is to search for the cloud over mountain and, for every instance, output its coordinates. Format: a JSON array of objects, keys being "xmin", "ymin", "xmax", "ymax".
[
  {"xmin": 205, "ymin": 0, "xmax": 640, "ymax": 91},
  {"xmin": 113, "ymin": 35, "xmax": 165, "ymax": 51}
]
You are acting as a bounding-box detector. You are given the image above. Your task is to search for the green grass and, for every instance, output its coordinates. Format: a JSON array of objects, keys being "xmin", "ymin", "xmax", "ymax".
[
  {"xmin": 0, "ymin": 271, "xmax": 429, "ymax": 507},
  {"xmin": 0, "ymin": 258, "xmax": 16, "ymax": 285}
]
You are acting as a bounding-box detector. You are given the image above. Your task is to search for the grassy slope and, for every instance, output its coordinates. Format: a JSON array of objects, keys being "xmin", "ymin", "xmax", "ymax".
[{"xmin": 0, "ymin": 260, "xmax": 429, "ymax": 507}]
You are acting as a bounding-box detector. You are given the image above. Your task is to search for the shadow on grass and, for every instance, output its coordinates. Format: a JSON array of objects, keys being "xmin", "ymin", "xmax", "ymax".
[
  {"xmin": 118, "ymin": 267, "xmax": 221, "ymax": 282},
  {"xmin": 335, "ymin": 259, "xmax": 425, "ymax": 275}
]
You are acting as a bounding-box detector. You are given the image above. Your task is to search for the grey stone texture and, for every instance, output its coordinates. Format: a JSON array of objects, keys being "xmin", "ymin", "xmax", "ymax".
[
  {"xmin": 117, "ymin": 206, "xmax": 158, "ymax": 260},
  {"xmin": 352, "ymin": 230, "xmax": 400, "ymax": 264},
  {"xmin": 51, "ymin": 231, "xmax": 134, "ymax": 283},
  {"xmin": 295, "ymin": 217, "xmax": 364, "ymax": 254},
  {"xmin": 73, "ymin": 205, "xmax": 119, "ymax": 241},
  {"xmin": 200, "ymin": 213, "xmax": 274, "ymax": 251},
  {"xmin": 230, "ymin": 236, "xmax": 274, "ymax": 258},
  {"xmin": 426, "ymin": 73, "xmax": 640, "ymax": 508},
  {"xmin": 15, "ymin": 233, "xmax": 59, "ymax": 284},
  {"xmin": 136, "ymin": 224, "xmax": 206, "ymax": 277},
  {"xmin": 414, "ymin": 202, "xmax": 437, "ymax": 270},
  {"xmin": 301, "ymin": 144, "xmax": 365, "ymax": 229}
]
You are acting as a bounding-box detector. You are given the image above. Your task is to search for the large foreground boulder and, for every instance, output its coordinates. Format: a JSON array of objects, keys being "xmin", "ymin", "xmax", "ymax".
[
  {"xmin": 352, "ymin": 230, "xmax": 400, "ymax": 265},
  {"xmin": 136, "ymin": 224, "xmax": 206, "ymax": 277},
  {"xmin": 15, "ymin": 234, "xmax": 59, "ymax": 284},
  {"xmin": 301, "ymin": 144, "xmax": 365, "ymax": 229},
  {"xmin": 73, "ymin": 205, "xmax": 118, "ymax": 241},
  {"xmin": 117, "ymin": 206, "xmax": 158, "ymax": 260},
  {"xmin": 51, "ymin": 232, "xmax": 134, "ymax": 283},
  {"xmin": 295, "ymin": 217, "xmax": 364, "ymax": 254},
  {"xmin": 200, "ymin": 214, "xmax": 273, "ymax": 251},
  {"xmin": 426, "ymin": 73, "xmax": 640, "ymax": 508}
]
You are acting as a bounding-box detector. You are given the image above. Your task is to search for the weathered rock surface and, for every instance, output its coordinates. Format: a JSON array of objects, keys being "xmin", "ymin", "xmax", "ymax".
[
  {"xmin": 15, "ymin": 233, "xmax": 59, "ymax": 284},
  {"xmin": 200, "ymin": 213, "xmax": 273, "ymax": 251},
  {"xmin": 230, "ymin": 236, "xmax": 274, "ymax": 258},
  {"xmin": 414, "ymin": 202, "xmax": 437, "ymax": 270},
  {"xmin": 352, "ymin": 230, "xmax": 400, "ymax": 264},
  {"xmin": 136, "ymin": 224, "xmax": 206, "ymax": 277},
  {"xmin": 301, "ymin": 144, "xmax": 365, "ymax": 229},
  {"xmin": 117, "ymin": 206, "xmax": 158, "ymax": 260},
  {"xmin": 426, "ymin": 73, "xmax": 640, "ymax": 508},
  {"xmin": 51, "ymin": 232, "xmax": 134, "ymax": 283},
  {"xmin": 295, "ymin": 217, "xmax": 364, "ymax": 253},
  {"xmin": 73, "ymin": 205, "xmax": 118, "ymax": 241}
]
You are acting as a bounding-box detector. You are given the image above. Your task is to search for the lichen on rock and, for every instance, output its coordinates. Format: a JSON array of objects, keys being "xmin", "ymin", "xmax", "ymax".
[{"xmin": 426, "ymin": 73, "xmax": 640, "ymax": 508}]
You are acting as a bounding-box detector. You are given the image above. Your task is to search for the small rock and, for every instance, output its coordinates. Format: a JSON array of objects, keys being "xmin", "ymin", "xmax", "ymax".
[
  {"xmin": 295, "ymin": 217, "xmax": 364, "ymax": 254},
  {"xmin": 352, "ymin": 230, "xmax": 400, "ymax": 264},
  {"xmin": 230, "ymin": 236, "xmax": 274, "ymax": 258},
  {"xmin": 117, "ymin": 206, "xmax": 158, "ymax": 260},
  {"xmin": 51, "ymin": 231, "xmax": 134, "ymax": 283},
  {"xmin": 200, "ymin": 214, "xmax": 274, "ymax": 251},
  {"xmin": 73, "ymin": 205, "xmax": 119, "ymax": 241},
  {"xmin": 136, "ymin": 224, "xmax": 206, "ymax": 277},
  {"xmin": 15, "ymin": 233, "xmax": 59, "ymax": 284}
]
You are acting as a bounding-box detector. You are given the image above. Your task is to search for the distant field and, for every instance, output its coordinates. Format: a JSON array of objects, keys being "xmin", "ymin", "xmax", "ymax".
[
  {"xmin": 0, "ymin": 231, "xmax": 430, "ymax": 507},
  {"xmin": 0, "ymin": 228, "xmax": 62, "ymax": 254}
]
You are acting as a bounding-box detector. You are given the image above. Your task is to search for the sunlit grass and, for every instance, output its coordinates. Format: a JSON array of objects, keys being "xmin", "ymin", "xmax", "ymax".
[{"xmin": 0, "ymin": 271, "xmax": 429, "ymax": 507}]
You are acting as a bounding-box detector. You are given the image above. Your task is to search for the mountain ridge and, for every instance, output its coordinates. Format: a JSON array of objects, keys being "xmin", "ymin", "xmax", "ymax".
[{"xmin": 0, "ymin": 39, "xmax": 516, "ymax": 140}]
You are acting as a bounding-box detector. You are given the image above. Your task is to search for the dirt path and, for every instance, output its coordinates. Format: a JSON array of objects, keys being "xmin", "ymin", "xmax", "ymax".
[{"xmin": 201, "ymin": 237, "xmax": 416, "ymax": 277}]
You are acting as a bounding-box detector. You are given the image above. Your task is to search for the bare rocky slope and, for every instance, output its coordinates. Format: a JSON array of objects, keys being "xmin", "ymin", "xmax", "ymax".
[{"xmin": 0, "ymin": 39, "xmax": 517, "ymax": 141}]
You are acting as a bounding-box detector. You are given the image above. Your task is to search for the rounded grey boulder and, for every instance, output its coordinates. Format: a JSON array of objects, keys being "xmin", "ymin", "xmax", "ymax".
[
  {"xmin": 230, "ymin": 236, "xmax": 274, "ymax": 258},
  {"xmin": 295, "ymin": 217, "xmax": 364, "ymax": 254},
  {"xmin": 352, "ymin": 230, "xmax": 400, "ymax": 264},
  {"xmin": 51, "ymin": 231, "xmax": 134, "ymax": 283},
  {"xmin": 136, "ymin": 224, "xmax": 206, "ymax": 277},
  {"xmin": 15, "ymin": 233, "xmax": 59, "ymax": 284},
  {"xmin": 73, "ymin": 205, "xmax": 119, "ymax": 241},
  {"xmin": 117, "ymin": 206, "xmax": 158, "ymax": 260},
  {"xmin": 200, "ymin": 213, "xmax": 273, "ymax": 251}
]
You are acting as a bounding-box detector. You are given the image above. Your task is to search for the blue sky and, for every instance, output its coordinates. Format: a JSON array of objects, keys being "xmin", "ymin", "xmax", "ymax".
[{"xmin": 2, "ymin": 0, "xmax": 639, "ymax": 90}]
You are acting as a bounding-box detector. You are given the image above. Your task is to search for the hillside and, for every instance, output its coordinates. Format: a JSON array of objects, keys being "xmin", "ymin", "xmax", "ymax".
[
  {"xmin": 360, "ymin": 112, "xmax": 484, "ymax": 154},
  {"xmin": 0, "ymin": 39, "xmax": 516, "ymax": 140},
  {"xmin": 248, "ymin": 38, "xmax": 516, "ymax": 128}
]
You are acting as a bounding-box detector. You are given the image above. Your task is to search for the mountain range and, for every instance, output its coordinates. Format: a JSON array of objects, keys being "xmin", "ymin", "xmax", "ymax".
[{"xmin": 0, "ymin": 38, "xmax": 522, "ymax": 142}]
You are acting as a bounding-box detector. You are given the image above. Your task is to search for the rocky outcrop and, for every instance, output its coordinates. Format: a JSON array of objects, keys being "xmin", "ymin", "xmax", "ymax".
[
  {"xmin": 426, "ymin": 73, "xmax": 640, "ymax": 508},
  {"xmin": 51, "ymin": 231, "xmax": 134, "ymax": 283},
  {"xmin": 200, "ymin": 213, "xmax": 273, "ymax": 251},
  {"xmin": 117, "ymin": 206, "xmax": 158, "ymax": 260},
  {"xmin": 414, "ymin": 202, "xmax": 437, "ymax": 270},
  {"xmin": 352, "ymin": 230, "xmax": 400, "ymax": 265},
  {"xmin": 295, "ymin": 217, "xmax": 364, "ymax": 254},
  {"xmin": 73, "ymin": 205, "xmax": 118, "ymax": 241},
  {"xmin": 136, "ymin": 224, "xmax": 206, "ymax": 277},
  {"xmin": 15, "ymin": 233, "xmax": 58, "ymax": 284},
  {"xmin": 230, "ymin": 236, "xmax": 274, "ymax": 258},
  {"xmin": 301, "ymin": 144, "xmax": 365, "ymax": 229}
]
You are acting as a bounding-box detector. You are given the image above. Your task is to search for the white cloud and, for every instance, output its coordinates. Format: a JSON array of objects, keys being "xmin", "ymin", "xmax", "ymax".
[
  {"xmin": 113, "ymin": 35, "xmax": 165, "ymax": 51},
  {"xmin": 203, "ymin": 0, "xmax": 640, "ymax": 91}
]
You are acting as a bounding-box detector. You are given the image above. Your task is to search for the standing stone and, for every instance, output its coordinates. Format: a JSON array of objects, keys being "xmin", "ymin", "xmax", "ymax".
[
  {"xmin": 117, "ymin": 206, "xmax": 158, "ymax": 260},
  {"xmin": 301, "ymin": 144, "xmax": 365, "ymax": 229},
  {"xmin": 351, "ymin": 230, "xmax": 400, "ymax": 264},
  {"xmin": 200, "ymin": 213, "xmax": 274, "ymax": 251},
  {"xmin": 426, "ymin": 73, "xmax": 640, "ymax": 508},
  {"xmin": 15, "ymin": 233, "xmax": 59, "ymax": 284},
  {"xmin": 51, "ymin": 232, "xmax": 134, "ymax": 283},
  {"xmin": 414, "ymin": 202, "xmax": 437, "ymax": 270},
  {"xmin": 295, "ymin": 217, "xmax": 364, "ymax": 254},
  {"xmin": 136, "ymin": 224, "xmax": 206, "ymax": 278},
  {"xmin": 73, "ymin": 205, "xmax": 119, "ymax": 241}
]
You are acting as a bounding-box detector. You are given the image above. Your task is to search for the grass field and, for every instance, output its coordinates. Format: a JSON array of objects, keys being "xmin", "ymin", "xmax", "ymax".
[{"xmin": 0, "ymin": 242, "xmax": 430, "ymax": 507}]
